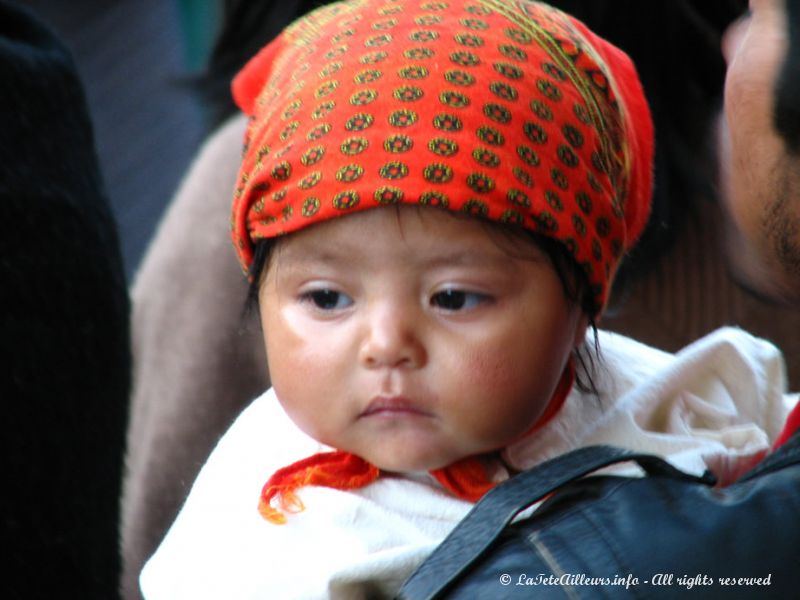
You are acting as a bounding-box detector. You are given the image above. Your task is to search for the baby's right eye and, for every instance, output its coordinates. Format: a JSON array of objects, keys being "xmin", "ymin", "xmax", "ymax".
[
  {"xmin": 430, "ymin": 289, "xmax": 488, "ymax": 311},
  {"xmin": 302, "ymin": 289, "xmax": 353, "ymax": 310}
]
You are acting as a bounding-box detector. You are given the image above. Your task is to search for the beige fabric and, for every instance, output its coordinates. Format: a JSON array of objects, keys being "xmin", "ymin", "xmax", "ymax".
[{"xmin": 121, "ymin": 114, "xmax": 268, "ymax": 600}]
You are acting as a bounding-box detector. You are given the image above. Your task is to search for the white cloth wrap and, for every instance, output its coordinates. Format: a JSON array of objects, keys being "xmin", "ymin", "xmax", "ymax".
[{"xmin": 141, "ymin": 327, "xmax": 796, "ymax": 599}]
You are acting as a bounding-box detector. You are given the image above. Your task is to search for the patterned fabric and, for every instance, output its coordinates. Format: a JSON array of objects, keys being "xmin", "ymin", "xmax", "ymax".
[{"xmin": 232, "ymin": 0, "xmax": 653, "ymax": 312}]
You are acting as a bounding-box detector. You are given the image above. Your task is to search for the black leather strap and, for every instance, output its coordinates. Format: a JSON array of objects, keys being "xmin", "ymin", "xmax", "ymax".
[{"xmin": 397, "ymin": 445, "xmax": 714, "ymax": 600}]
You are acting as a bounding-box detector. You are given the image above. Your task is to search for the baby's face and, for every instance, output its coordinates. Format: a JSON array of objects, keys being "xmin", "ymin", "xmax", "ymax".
[{"xmin": 259, "ymin": 206, "xmax": 586, "ymax": 472}]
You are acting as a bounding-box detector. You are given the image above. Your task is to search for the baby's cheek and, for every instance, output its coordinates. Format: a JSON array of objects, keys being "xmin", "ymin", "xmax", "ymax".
[
  {"xmin": 458, "ymin": 331, "xmax": 552, "ymax": 391},
  {"xmin": 456, "ymin": 347, "xmax": 530, "ymax": 407},
  {"xmin": 455, "ymin": 346, "xmax": 548, "ymax": 432},
  {"xmin": 458, "ymin": 343, "xmax": 517, "ymax": 395},
  {"xmin": 266, "ymin": 338, "xmax": 338, "ymax": 437}
]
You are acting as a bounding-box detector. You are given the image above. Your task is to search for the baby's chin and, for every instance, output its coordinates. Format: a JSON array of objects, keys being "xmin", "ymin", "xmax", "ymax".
[
  {"xmin": 364, "ymin": 444, "xmax": 504, "ymax": 475},
  {"xmin": 360, "ymin": 449, "xmax": 464, "ymax": 474},
  {"xmin": 365, "ymin": 457, "xmax": 449, "ymax": 474}
]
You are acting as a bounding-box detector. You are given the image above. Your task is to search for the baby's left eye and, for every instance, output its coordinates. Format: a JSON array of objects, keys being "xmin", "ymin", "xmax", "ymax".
[
  {"xmin": 302, "ymin": 289, "xmax": 353, "ymax": 310},
  {"xmin": 430, "ymin": 289, "xmax": 487, "ymax": 311}
]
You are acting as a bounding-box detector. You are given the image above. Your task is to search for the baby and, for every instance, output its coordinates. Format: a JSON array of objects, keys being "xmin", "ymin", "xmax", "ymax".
[{"xmin": 141, "ymin": 0, "xmax": 793, "ymax": 597}]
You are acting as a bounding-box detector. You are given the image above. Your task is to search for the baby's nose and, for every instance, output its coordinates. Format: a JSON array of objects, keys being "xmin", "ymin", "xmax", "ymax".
[{"xmin": 357, "ymin": 304, "xmax": 427, "ymax": 369}]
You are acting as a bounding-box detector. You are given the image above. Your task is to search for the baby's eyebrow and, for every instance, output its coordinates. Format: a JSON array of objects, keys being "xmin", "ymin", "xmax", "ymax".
[
  {"xmin": 275, "ymin": 238, "xmax": 546, "ymax": 270},
  {"xmin": 279, "ymin": 249, "xmax": 507, "ymax": 268},
  {"xmin": 271, "ymin": 237, "xmax": 345, "ymax": 263},
  {"xmin": 417, "ymin": 251, "xmax": 518, "ymax": 269}
]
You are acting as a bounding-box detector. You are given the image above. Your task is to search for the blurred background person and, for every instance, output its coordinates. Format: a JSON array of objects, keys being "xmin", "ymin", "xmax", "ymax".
[
  {"xmin": 717, "ymin": 0, "xmax": 800, "ymax": 302},
  {"xmin": 1, "ymin": 2, "xmax": 130, "ymax": 598}
]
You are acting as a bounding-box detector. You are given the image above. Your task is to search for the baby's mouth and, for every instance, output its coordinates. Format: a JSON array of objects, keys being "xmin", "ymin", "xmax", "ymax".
[{"xmin": 359, "ymin": 396, "xmax": 433, "ymax": 418}]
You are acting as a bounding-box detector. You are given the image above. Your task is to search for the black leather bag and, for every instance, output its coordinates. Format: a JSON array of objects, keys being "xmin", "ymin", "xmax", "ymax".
[{"xmin": 398, "ymin": 437, "xmax": 800, "ymax": 599}]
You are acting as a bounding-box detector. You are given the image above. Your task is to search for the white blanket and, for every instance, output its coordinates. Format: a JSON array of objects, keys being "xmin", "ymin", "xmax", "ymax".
[{"xmin": 140, "ymin": 328, "xmax": 796, "ymax": 599}]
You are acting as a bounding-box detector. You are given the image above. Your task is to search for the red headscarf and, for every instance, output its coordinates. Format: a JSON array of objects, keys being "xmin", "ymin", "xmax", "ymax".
[{"xmin": 230, "ymin": 0, "xmax": 653, "ymax": 523}]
